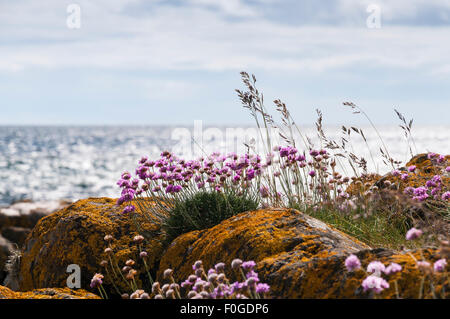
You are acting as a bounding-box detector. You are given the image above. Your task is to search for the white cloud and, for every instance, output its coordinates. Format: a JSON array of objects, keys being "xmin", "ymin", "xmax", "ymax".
[{"xmin": 0, "ymin": 0, "xmax": 449, "ymax": 75}]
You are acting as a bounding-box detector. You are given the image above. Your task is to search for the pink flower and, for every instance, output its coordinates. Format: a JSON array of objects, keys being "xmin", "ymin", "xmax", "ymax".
[
  {"xmin": 362, "ymin": 275, "xmax": 389, "ymax": 294},
  {"xmin": 345, "ymin": 254, "xmax": 361, "ymax": 272},
  {"xmin": 367, "ymin": 261, "xmax": 386, "ymax": 276},
  {"xmin": 406, "ymin": 227, "xmax": 422, "ymax": 240},
  {"xmin": 408, "ymin": 165, "xmax": 416, "ymax": 172},
  {"xmin": 384, "ymin": 263, "xmax": 402, "ymax": 275},
  {"xmin": 433, "ymin": 259, "xmax": 447, "ymax": 272},
  {"xmin": 392, "ymin": 169, "xmax": 401, "ymax": 177}
]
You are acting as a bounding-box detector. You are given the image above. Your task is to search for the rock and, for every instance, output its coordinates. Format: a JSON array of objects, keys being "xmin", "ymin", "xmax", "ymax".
[
  {"xmin": 18, "ymin": 197, "xmax": 164, "ymax": 296},
  {"xmin": 257, "ymin": 247, "xmax": 448, "ymax": 299},
  {"xmin": 346, "ymin": 153, "xmax": 449, "ymax": 196},
  {"xmin": 158, "ymin": 208, "xmax": 449, "ymax": 299},
  {"xmin": 1, "ymin": 226, "xmax": 30, "ymax": 247},
  {"xmin": 374, "ymin": 153, "xmax": 449, "ymax": 191},
  {"xmin": 0, "ymin": 200, "xmax": 72, "ymax": 230},
  {"xmin": 0, "ymin": 285, "xmax": 100, "ymax": 299},
  {"xmin": 158, "ymin": 208, "xmax": 369, "ymax": 288},
  {"xmin": 0, "ymin": 235, "xmax": 13, "ymax": 285}
]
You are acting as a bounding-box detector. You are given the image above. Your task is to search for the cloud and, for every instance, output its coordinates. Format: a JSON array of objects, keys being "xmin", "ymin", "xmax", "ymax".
[{"xmin": 0, "ymin": 0, "xmax": 449, "ymax": 76}]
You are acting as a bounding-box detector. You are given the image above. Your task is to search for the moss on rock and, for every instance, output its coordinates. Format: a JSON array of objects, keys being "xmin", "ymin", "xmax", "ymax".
[
  {"xmin": 158, "ymin": 208, "xmax": 369, "ymax": 291},
  {"xmin": 18, "ymin": 197, "xmax": 164, "ymax": 295},
  {"xmin": 158, "ymin": 208, "xmax": 448, "ymax": 298},
  {"xmin": 0, "ymin": 285, "xmax": 99, "ymax": 299}
]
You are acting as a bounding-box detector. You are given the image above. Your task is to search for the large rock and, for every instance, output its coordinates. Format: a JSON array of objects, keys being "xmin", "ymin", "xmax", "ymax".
[
  {"xmin": 0, "ymin": 200, "xmax": 71, "ymax": 285},
  {"xmin": 1, "ymin": 226, "xmax": 30, "ymax": 247},
  {"xmin": 17, "ymin": 197, "xmax": 164, "ymax": 295},
  {"xmin": 0, "ymin": 235, "xmax": 13, "ymax": 285},
  {"xmin": 0, "ymin": 200, "xmax": 72, "ymax": 230},
  {"xmin": 158, "ymin": 208, "xmax": 449, "ymax": 299},
  {"xmin": 0, "ymin": 285, "xmax": 99, "ymax": 299},
  {"xmin": 158, "ymin": 209, "xmax": 369, "ymax": 287}
]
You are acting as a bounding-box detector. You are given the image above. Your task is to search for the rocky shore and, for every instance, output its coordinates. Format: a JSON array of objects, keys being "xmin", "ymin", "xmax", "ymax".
[
  {"xmin": 0, "ymin": 196, "xmax": 446, "ymax": 299},
  {"xmin": 0, "ymin": 153, "xmax": 448, "ymax": 299},
  {"xmin": 0, "ymin": 199, "xmax": 72, "ymax": 286}
]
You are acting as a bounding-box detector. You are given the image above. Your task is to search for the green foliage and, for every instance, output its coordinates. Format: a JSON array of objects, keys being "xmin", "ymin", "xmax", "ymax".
[
  {"xmin": 162, "ymin": 191, "xmax": 259, "ymax": 244},
  {"xmin": 302, "ymin": 206, "xmax": 424, "ymax": 250}
]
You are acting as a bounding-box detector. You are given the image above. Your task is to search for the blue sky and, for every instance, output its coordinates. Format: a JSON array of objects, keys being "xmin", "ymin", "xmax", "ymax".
[{"xmin": 0, "ymin": 0, "xmax": 449, "ymax": 126}]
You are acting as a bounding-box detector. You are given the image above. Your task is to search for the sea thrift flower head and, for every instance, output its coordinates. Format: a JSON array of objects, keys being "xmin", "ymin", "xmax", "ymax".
[
  {"xmin": 309, "ymin": 170, "xmax": 316, "ymax": 177},
  {"xmin": 446, "ymin": 166, "xmax": 450, "ymax": 173},
  {"xmin": 215, "ymin": 262, "xmax": 225, "ymax": 272},
  {"xmin": 133, "ymin": 235, "xmax": 144, "ymax": 244},
  {"xmin": 122, "ymin": 205, "xmax": 135, "ymax": 214},
  {"xmin": 193, "ymin": 260, "xmax": 203, "ymax": 270},
  {"xmin": 163, "ymin": 268, "xmax": 173, "ymax": 279},
  {"xmin": 362, "ymin": 275, "xmax": 389, "ymax": 294},
  {"xmin": 367, "ymin": 261, "xmax": 386, "ymax": 276},
  {"xmin": 442, "ymin": 191, "xmax": 450, "ymax": 201},
  {"xmin": 259, "ymin": 186, "xmax": 269, "ymax": 198},
  {"xmin": 384, "ymin": 263, "xmax": 402, "ymax": 275},
  {"xmin": 104, "ymin": 235, "xmax": 113, "ymax": 242},
  {"xmin": 392, "ymin": 169, "xmax": 401, "ymax": 177},
  {"xmin": 255, "ymin": 283, "xmax": 270, "ymax": 294},
  {"xmin": 241, "ymin": 261, "xmax": 256, "ymax": 271},
  {"xmin": 406, "ymin": 227, "xmax": 423, "ymax": 240},
  {"xmin": 121, "ymin": 171, "xmax": 131, "ymax": 180},
  {"xmin": 90, "ymin": 273, "xmax": 104, "ymax": 289},
  {"xmin": 139, "ymin": 251, "xmax": 148, "ymax": 259},
  {"xmin": 125, "ymin": 259, "xmax": 135, "ymax": 267},
  {"xmin": 433, "ymin": 259, "xmax": 447, "ymax": 272},
  {"xmin": 400, "ymin": 173, "xmax": 409, "ymax": 181},
  {"xmin": 345, "ymin": 254, "xmax": 361, "ymax": 272},
  {"xmin": 231, "ymin": 259, "xmax": 243, "ymax": 269},
  {"xmin": 408, "ymin": 165, "xmax": 416, "ymax": 172}
]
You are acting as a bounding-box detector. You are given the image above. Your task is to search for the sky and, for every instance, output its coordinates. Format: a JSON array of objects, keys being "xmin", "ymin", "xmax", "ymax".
[{"xmin": 0, "ymin": 0, "xmax": 449, "ymax": 126}]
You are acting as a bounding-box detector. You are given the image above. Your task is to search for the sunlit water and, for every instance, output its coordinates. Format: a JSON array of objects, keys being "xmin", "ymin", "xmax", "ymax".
[{"xmin": 0, "ymin": 125, "xmax": 448, "ymax": 205}]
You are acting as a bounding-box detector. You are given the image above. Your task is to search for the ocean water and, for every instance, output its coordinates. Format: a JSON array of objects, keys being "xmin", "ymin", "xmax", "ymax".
[{"xmin": 0, "ymin": 125, "xmax": 448, "ymax": 205}]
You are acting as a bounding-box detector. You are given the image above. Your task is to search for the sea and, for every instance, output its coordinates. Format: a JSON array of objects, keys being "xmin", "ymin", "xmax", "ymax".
[{"xmin": 0, "ymin": 125, "xmax": 448, "ymax": 206}]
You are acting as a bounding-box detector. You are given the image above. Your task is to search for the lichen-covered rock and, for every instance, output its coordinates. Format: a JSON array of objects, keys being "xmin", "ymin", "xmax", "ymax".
[
  {"xmin": 257, "ymin": 247, "xmax": 448, "ymax": 299},
  {"xmin": 18, "ymin": 197, "xmax": 164, "ymax": 295},
  {"xmin": 1, "ymin": 226, "xmax": 30, "ymax": 247},
  {"xmin": 346, "ymin": 153, "xmax": 449, "ymax": 195},
  {"xmin": 158, "ymin": 208, "xmax": 448, "ymax": 299},
  {"xmin": 375, "ymin": 153, "xmax": 449, "ymax": 191},
  {"xmin": 0, "ymin": 285, "xmax": 99, "ymax": 299},
  {"xmin": 0, "ymin": 235, "xmax": 14, "ymax": 285},
  {"xmin": 158, "ymin": 208, "xmax": 369, "ymax": 288}
]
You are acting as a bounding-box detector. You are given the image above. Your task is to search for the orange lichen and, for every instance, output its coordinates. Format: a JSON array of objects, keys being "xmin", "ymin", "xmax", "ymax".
[
  {"xmin": 18, "ymin": 197, "xmax": 164, "ymax": 295},
  {"xmin": 0, "ymin": 285, "xmax": 99, "ymax": 299},
  {"xmin": 158, "ymin": 208, "xmax": 369, "ymax": 286}
]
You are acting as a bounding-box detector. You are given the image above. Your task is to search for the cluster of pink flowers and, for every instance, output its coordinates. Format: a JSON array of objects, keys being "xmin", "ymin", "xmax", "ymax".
[
  {"xmin": 345, "ymin": 254, "xmax": 401, "ymax": 294},
  {"xmin": 150, "ymin": 259, "xmax": 270, "ymax": 299},
  {"xmin": 345, "ymin": 227, "xmax": 448, "ymax": 298},
  {"xmin": 116, "ymin": 151, "xmax": 263, "ymax": 214},
  {"xmin": 399, "ymin": 153, "xmax": 449, "ymax": 203}
]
